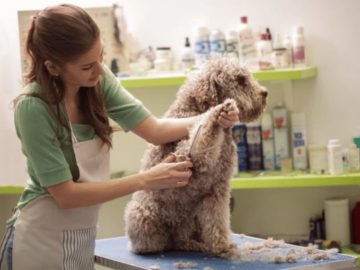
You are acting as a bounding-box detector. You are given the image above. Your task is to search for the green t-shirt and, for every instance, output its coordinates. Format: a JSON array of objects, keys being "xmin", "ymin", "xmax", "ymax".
[{"xmin": 9, "ymin": 64, "xmax": 151, "ymax": 225}]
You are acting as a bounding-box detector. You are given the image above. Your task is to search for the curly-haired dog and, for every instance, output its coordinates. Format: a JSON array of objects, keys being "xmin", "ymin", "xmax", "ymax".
[{"xmin": 124, "ymin": 56, "xmax": 268, "ymax": 260}]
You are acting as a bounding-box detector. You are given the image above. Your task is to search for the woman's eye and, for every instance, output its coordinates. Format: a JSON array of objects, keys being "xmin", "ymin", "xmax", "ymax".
[{"xmin": 82, "ymin": 66, "xmax": 92, "ymax": 71}]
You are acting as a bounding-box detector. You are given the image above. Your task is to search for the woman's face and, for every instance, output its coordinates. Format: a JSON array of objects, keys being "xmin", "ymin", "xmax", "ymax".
[{"xmin": 60, "ymin": 37, "xmax": 105, "ymax": 90}]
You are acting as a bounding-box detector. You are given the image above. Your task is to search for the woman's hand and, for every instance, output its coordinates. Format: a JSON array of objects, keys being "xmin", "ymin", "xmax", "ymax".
[
  {"xmin": 141, "ymin": 153, "xmax": 193, "ymax": 190},
  {"xmin": 217, "ymin": 108, "xmax": 240, "ymax": 128}
]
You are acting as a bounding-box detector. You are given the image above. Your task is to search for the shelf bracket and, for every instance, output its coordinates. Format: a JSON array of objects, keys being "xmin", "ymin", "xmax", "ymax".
[{"xmin": 270, "ymin": 80, "xmax": 294, "ymax": 111}]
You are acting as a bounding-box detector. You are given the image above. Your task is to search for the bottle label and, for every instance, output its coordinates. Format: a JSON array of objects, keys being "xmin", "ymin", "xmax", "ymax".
[
  {"xmin": 194, "ymin": 39, "xmax": 210, "ymax": 67},
  {"xmin": 262, "ymin": 128, "xmax": 275, "ymax": 170},
  {"xmin": 247, "ymin": 126, "xmax": 263, "ymax": 170},
  {"xmin": 293, "ymin": 45, "xmax": 305, "ymax": 64},
  {"xmin": 232, "ymin": 125, "xmax": 248, "ymax": 171},
  {"xmin": 210, "ymin": 39, "xmax": 226, "ymax": 55},
  {"xmin": 293, "ymin": 131, "xmax": 307, "ymax": 169}
]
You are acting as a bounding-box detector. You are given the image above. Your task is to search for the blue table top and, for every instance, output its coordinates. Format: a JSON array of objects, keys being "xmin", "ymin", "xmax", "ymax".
[{"xmin": 94, "ymin": 234, "xmax": 358, "ymax": 270}]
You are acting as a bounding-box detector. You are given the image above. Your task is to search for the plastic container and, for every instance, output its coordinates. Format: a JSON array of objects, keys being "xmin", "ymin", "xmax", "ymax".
[
  {"xmin": 225, "ymin": 30, "xmax": 239, "ymax": 60},
  {"xmin": 257, "ymin": 33, "xmax": 274, "ymax": 71},
  {"xmin": 210, "ymin": 29, "xmax": 226, "ymax": 56},
  {"xmin": 232, "ymin": 123, "xmax": 248, "ymax": 172},
  {"xmin": 353, "ymin": 125, "xmax": 360, "ymax": 148},
  {"xmin": 237, "ymin": 16, "xmax": 257, "ymax": 69},
  {"xmin": 155, "ymin": 47, "xmax": 172, "ymax": 71},
  {"xmin": 261, "ymin": 113, "xmax": 275, "ymax": 171},
  {"xmin": 283, "ymin": 32, "xmax": 294, "ymax": 68},
  {"xmin": 292, "ymin": 26, "xmax": 306, "ymax": 68},
  {"xmin": 246, "ymin": 121, "xmax": 263, "ymax": 170},
  {"xmin": 273, "ymin": 104, "xmax": 290, "ymax": 170},
  {"xmin": 181, "ymin": 37, "xmax": 195, "ymax": 70},
  {"xmin": 353, "ymin": 202, "xmax": 360, "ymax": 244},
  {"xmin": 271, "ymin": 33, "xmax": 288, "ymax": 69},
  {"xmin": 291, "ymin": 113, "xmax": 307, "ymax": 170},
  {"xmin": 308, "ymin": 145, "xmax": 328, "ymax": 173},
  {"xmin": 193, "ymin": 26, "xmax": 210, "ymax": 68},
  {"xmin": 347, "ymin": 143, "xmax": 360, "ymax": 171},
  {"xmin": 324, "ymin": 198, "xmax": 351, "ymax": 246},
  {"xmin": 327, "ymin": 139, "xmax": 343, "ymax": 175}
]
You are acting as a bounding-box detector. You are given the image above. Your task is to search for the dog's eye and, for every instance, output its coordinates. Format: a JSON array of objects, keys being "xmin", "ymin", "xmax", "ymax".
[{"xmin": 238, "ymin": 76, "xmax": 246, "ymax": 86}]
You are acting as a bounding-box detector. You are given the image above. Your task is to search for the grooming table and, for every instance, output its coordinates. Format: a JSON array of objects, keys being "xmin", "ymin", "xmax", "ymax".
[{"xmin": 95, "ymin": 234, "xmax": 358, "ymax": 270}]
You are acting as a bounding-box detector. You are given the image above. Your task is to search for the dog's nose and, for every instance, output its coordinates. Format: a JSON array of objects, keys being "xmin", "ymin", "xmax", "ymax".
[{"xmin": 261, "ymin": 91, "xmax": 268, "ymax": 98}]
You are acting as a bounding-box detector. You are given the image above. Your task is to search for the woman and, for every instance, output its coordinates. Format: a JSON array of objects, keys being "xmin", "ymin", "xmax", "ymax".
[{"xmin": 0, "ymin": 4, "xmax": 238, "ymax": 270}]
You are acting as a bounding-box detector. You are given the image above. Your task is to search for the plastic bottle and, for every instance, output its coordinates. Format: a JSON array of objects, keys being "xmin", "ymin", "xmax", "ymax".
[
  {"xmin": 225, "ymin": 30, "xmax": 239, "ymax": 60},
  {"xmin": 347, "ymin": 143, "xmax": 360, "ymax": 171},
  {"xmin": 181, "ymin": 37, "xmax": 195, "ymax": 70},
  {"xmin": 283, "ymin": 31, "xmax": 294, "ymax": 68},
  {"xmin": 292, "ymin": 26, "xmax": 306, "ymax": 68},
  {"xmin": 193, "ymin": 26, "xmax": 210, "ymax": 68},
  {"xmin": 271, "ymin": 33, "xmax": 288, "ymax": 69},
  {"xmin": 257, "ymin": 33, "xmax": 274, "ymax": 71},
  {"xmin": 291, "ymin": 113, "xmax": 307, "ymax": 170},
  {"xmin": 237, "ymin": 16, "xmax": 257, "ymax": 69},
  {"xmin": 210, "ymin": 29, "xmax": 226, "ymax": 56},
  {"xmin": 246, "ymin": 121, "xmax": 263, "ymax": 170},
  {"xmin": 327, "ymin": 139, "xmax": 343, "ymax": 175},
  {"xmin": 353, "ymin": 125, "xmax": 360, "ymax": 148},
  {"xmin": 232, "ymin": 123, "xmax": 248, "ymax": 172},
  {"xmin": 261, "ymin": 113, "xmax": 275, "ymax": 171},
  {"xmin": 273, "ymin": 103, "xmax": 290, "ymax": 170}
]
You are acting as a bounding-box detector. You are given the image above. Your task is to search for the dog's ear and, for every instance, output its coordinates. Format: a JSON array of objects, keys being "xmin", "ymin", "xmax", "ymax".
[{"xmin": 194, "ymin": 78, "xmax": 218, "ymax": 112}]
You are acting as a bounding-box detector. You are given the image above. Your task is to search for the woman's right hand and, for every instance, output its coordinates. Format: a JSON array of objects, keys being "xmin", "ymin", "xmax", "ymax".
[{"xmin": 141, "ymin": 153, "xmax": 193, "ymax": 190}]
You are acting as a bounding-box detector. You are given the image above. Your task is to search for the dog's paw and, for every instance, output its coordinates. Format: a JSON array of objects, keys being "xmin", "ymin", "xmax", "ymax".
[
  {"xmin": 218, "ymin": 242, "xmax": 241, "ymax": 260},
  {"xmin": 222, "ymin": 98, "xmax": 238, "ymax": 113}
]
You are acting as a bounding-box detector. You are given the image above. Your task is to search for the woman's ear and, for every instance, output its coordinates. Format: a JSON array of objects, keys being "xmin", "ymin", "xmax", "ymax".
[{"xmin": 44, "ymin": 60, "xmax": 60, "ymax": 76}]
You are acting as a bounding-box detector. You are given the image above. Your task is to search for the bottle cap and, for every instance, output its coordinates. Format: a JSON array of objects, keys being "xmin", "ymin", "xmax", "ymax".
[
  {"xmin": 328, "ymin": 139, "xmax": 340, "ymax": 146},
  {"xmin": 266, "ymin": 28, "xmax": 272, "ymax": 40},
  {"xmin": 185, "ymin": 37, "xmax": 190, "ymax": 47},
  {"xmin": 193, "ymin": 25, "xmax": 209, "ymax": 37},
  {"xmin": 240, "ymin": 16, "xmax": 248, "ymax": 23},
  {"xmin": 226, "ymin": 30, "xmax": 237, "ymax": 39}
]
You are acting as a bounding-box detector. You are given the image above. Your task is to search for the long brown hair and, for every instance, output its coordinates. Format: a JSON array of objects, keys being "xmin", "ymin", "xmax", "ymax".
[{"xmin": 14, "ymin": 4, "xmax": 115, "ymax": 148}]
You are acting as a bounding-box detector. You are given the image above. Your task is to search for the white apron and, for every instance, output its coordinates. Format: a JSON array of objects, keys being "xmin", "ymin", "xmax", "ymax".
[{"xmin": 12, "ymin": 101, "xmax": 111, "ymax": 270}]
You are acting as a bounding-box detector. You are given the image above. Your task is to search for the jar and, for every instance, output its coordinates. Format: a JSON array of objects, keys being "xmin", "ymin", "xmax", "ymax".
[
  {"xmin": 155, "ymin": 47, "xmax": 172, "ymax": 71},
  {"xmin": 308, "ymin": 145, "xmax": 328, "ymax": 173}
]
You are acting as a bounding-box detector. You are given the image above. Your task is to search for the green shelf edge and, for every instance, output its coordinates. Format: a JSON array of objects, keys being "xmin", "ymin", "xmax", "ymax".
[
  {"xmin": 231, "ymin": 171, "xmax": 360, "ymax": 189},
  {"xmin": 120, "ymin": 67, "xmax": 317, "ymax": 88},
  {"xmin": 342, "ymin": 247, "xmax": 360, "ymax": 265}
]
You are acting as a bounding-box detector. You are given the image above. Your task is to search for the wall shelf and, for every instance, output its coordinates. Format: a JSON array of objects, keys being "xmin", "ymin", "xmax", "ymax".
[
  {"xmin": 119, "ymin": 67, "xmax": 317, "ymax": 88},
  {"xmin": 2, "ymin": 170, "xmax": 360, "ymax": 194},
  {"xmin": 231, "ymin": 171, "xmax": 360, "ymax": 189}
]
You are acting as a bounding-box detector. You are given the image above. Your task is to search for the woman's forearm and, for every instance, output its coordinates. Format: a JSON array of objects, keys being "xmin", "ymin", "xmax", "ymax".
[{"xmin": 59, "ymin": 174, "xmax": 146, "ymax": 209}]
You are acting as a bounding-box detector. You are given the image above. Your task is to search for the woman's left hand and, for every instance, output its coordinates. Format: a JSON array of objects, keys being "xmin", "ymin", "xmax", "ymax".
[{"xmin": 217, "ymin": 109, "xmax": 240, "ymax": 128}]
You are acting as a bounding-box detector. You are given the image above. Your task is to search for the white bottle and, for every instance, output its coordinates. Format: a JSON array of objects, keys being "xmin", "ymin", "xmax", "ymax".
[
  {"xmin": 327, "ymin": 139, "xmax": 343, "ymax": 175},
  {"xmin": 257, "ymin": 33, "xmax": 273, "ymax": 70},
  {"xmin": 271, "ymin": 33, "xmax": 288, "ymax": 69},
  {"xmin": 273, "ymin": 103, "xmax": 290, "ymax": 170},
  {"xmin": 237, "ymin": 16, "xmax": 257, "ymax": 70},
  {"xmin": 292, "ymin": 26, "xmax": 306, "ymax": 68},
  {"xmin": 261, "ymin": 113, "xmax": 275, "ymax": 171},
  {"xmin": 181, "ymin": 37, "xmax": 195, "ymax": 70},
  {"xmin": 283, "ymin": 31, "xmax": 294, "ymax": 68},
  {"xmin": 225, "ymin": 30, "xmax": 239, "ymax": 60},
  {"xmin": 348, "ymin": 143, "xmax": 360, "ymax": 171},
  {"xmin": 193, "ymin": 25, "xmax": 210, "ymax": 68},
  {"xmin": 291, "ymin": 113, "xmax": 307, "ymax": 170}
]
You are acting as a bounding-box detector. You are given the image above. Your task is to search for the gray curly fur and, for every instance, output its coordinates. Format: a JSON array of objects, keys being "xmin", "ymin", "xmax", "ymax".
[{"xmin": 124, "ymin": 55, "xmax": 267, "ymax": 260}]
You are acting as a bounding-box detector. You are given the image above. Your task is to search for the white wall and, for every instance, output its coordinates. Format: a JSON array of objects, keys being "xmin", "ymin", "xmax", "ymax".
[{"xmin": 1, "ymin": 1, "xmax": 360, "ymax": 269}]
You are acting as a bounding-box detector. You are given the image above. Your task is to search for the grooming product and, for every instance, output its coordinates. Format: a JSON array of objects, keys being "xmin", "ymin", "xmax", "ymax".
[
  {"xmin": 273, "ymin": 104, "xmax": 289, "ymax": 170},
  {"xmin": 232, "ymin": 123, "xmax": 248, "ymax": 172},
  {"xmin": 210, "ymin": 29, "xmax": 226, "ymax": 56},
  {"xmin": 154, "ymin": 47, "xmax": 172, "ymax": 71},
  {"xmin": 353, "ymin": 202, "xmax": 360, "ymax": 244},
  {"xmin": 266, "ymin": 28, "xmax": 272, "ymax": 43},
  {"xmin": 283, "ymin": 31, "xmax": 294, "ymax": 68},
  {"xmin": 291, "ymin": 113, "xmax": 307, "ymax": 170},
  {"xmin": 308, "ymin": 145, "xmax": 328, "ymax": 173},
  {"xmin": 342, "ymin": 148, "xmax": 349, "ymax": 170},
  {"xmin": 246, "ymin": 121, "xmax": 263, "ymax": 170},
  {"xmin": 193, "ymin": 25, "xmax": 210, "ymax": 68},
  {"xmin": 353, "ymin": 125, "xmax": 360, "ymax": 148},
  {"xmin": 271, "ymin": 33, "xmax": 288, "ymax": 69},
  {"xmin": 225, "ymin": 30, "xmax": 239, "ymax": 60},
  {"xmin": 292, "ymin": 26, "xmax": 306, "ymax": 68},
  {"xmin": 347, "ymin": 143, "xmax": 360, "ymax": 171},
  {"xmin": 237, "ymin": 16, "xmax": 257, "ymax": 69},
  {"xmin": 261, "ymin": 113, "xmax": 275, "ymax": 170},
  {"xmin": 324, "ymin": 198, "xmax": 351, "ymax": 246},
  {"xmin": 327, "ymin": 139, "xmax": 343, "ymax": 175},
  {"xmin": 257, "ymin": 33, "xmax": 274, "ymax": 71},
  {"xmin": 280, "ymin": 158, "xmax": 292, "ymax": 173},
  {"xmin": 181, "ymin": 37, "xmax": 195, "ymax": 70}
]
